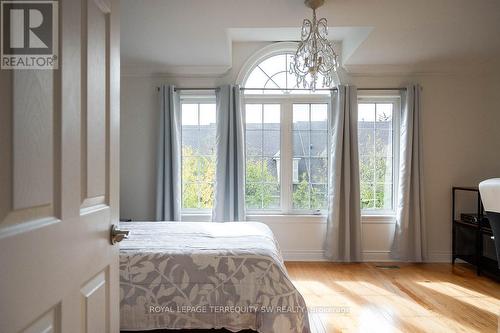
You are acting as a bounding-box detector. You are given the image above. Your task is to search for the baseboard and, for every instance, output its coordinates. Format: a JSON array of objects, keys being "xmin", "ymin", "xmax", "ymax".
[
  {"xmin": 283, "ymin": 250, "xmax": 396, "ymax": 262},
  {"xmin": 362, "ymin": 251, "xmax": 393, "ymax": 262},
  {"xmin": 283, "ymin": 250, "xmax": 397, "ymax": 262},
  {"xmin": 282, "ymin": 250, "xmax": 328, "ymax": 261},
  {"xmin": 426, "ymin": 251, "xmax": 452, "ymax": 263},
  {"xmin": 282, "ymin": 250, "xmax": 452, "ymax": 263}
]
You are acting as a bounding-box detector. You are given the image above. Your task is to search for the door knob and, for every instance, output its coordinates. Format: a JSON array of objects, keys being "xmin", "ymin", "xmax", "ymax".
[{"xmin": 110, "ymin": 224, "xmax": 130, "ymax": 244}]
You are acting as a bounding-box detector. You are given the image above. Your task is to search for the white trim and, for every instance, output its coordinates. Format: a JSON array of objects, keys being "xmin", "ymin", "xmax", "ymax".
[
  {"xmin": 283, "ymin": 250, "xmax": 327, "ymax": 262},
  {"xmin": 179, "ymin": 100, "xmax": 217, "ymax": 213},
  {"xmin": 246, "ymin": 214, "xmax": 326, "ymax": 224},
  {"xmin": 281, "ymin": 100, "xmax": 293, "ymax": 213},
  {"xmin": 236, "ymin": 42, "xmax": 341, "ymax": 89},
  {"xmin": 361, "ymin": 215, "xmax": 396, "ymax": 224},
  {"xmin": 181, "ymin": 214, "xmax": 211, "ymax": 222},
  {"xmin": 358, "ymin": 94, "xmax": 401, "ymax": 216},
  {"xmin": 179, "ymin": 92, "xmax": 216, "ymax": 102},
  {"xmin": 180, "ymin": 214, "xmax": 329, "ymax": 224},
  {"xmin": 243, "ymin": 95, "xmax": 330, "ymax": 103},
  {"xmin": 121, "ymin": 64, "xmax": 230, "ymax": 78},
  {"xmin": 426, "ymin": 251, "xmax": 452, "ymax": 263},
  {"xmin": 357, "ymin": 90, "xmax": 402, "ymax": 99},
  {"xmin": 283, "ymin": 250, "xmax": 453, "ymax": 263},
  {"xmin": 283, "ymin": 250, "xmax": 400, "ymax": 262},
  {"xmin": 361, "ymin": 251, "xmax": 393, "ymax": 262},
  {"xmin": 344, "ymin": 63, "xmax": 488, "ymax": 77},
  {"xmin": 242, "ymin": 97, "xmax": 331, "ymax": 216},
  {"xmin": 236, "ymin": 42, "xmax": 299, "ymax": 85}
]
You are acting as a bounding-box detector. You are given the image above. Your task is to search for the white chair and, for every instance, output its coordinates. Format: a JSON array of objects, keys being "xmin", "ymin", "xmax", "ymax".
[{"xmin": 479, "ymin": 178, "xmax": 500, "ymax": 268}]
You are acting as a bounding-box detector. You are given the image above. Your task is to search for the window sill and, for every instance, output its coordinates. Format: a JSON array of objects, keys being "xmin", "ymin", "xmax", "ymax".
[
  {"xmin": 361, "ymin": 214, "xmax": 396, "ymax": 224},
  {"xmin": 246, "ymin": 214, "xmax": 327, "ymax": 224},
  {"xmin": 181, "ymin": 213, "xmax": 394, "ymax": 224},
  {"xmin": 181, "ymin": 214, "xmax": 211, "ymax": 222}
]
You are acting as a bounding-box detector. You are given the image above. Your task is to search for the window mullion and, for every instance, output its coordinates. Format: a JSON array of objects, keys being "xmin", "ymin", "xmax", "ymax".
[
  {"xmin": 197, "ymin": 103, "xmax": 202, "ymax": 209},
  {"xmin": 393, "ymin": 100, "xmax": 401, "ymax": 213},
  {"xmin": 260, "ymin": 105, "xmax": 265, "ymax": 210},
  {"xmin": 308, "ymin": 104, "xmax": 312, "ymax": 210},
  {"xmin": 281, "ymin": 101, "xmax": 293, "ymax": 213}
]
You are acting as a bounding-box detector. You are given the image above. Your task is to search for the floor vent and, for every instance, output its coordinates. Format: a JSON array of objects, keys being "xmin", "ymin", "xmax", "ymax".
[{"xmin": 375, "ymin": 265, "xmax": 400, "ymax": 269}]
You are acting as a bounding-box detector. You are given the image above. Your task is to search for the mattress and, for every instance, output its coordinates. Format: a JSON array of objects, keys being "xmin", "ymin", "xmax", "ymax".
[{"xmin": 119, "ymin": 221, "xmax": 310, "ymax": 333}]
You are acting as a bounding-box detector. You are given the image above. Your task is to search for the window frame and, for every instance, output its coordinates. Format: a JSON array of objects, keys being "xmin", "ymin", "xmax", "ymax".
[
  {"xmin": 237, "ymin": 42, "xmax": 340, "ymax": 93},
  {"xmin": 243, "ymin": 93, "xmax": 331, "ymax": 216},
  {"xmin": 357, "ymin": 90, "xmax": 401, "ymax": 218},
  {"xmin": 180, "ymin": 93, "xmax": 217, "ymax": 215},
  {"xmin": 178, "ymin": 90, "xmax": 401, "ymax": 220}
]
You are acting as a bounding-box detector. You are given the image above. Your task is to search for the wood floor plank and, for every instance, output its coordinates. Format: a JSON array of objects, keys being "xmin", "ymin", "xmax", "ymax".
[{"xmin": 285, "ymin": 262, "xmax": 500, "ymax": 333}]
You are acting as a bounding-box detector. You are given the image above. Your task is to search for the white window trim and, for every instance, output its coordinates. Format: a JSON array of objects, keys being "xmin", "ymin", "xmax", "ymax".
[
  {"xmin": 180, "ymin": 95, "xmax": 217, "ymax": 214},
  {"xmin": 180, "ymin": 91, "xmax": 401, "ymax": 223},
  {"xmin": 180, "ymin": 94, "xmax": 216, "ymax": 103},
  {"xmin": 237, "ymin": 42, "xmax": 298, "ymax": 85},
  {"xmin": 357, "ymin": 91, "xmax": 401, "ymax": 222},
  {"xmin": 243, "ymin": 94, "xmax": 331, "ymax": 216},
  {"xmin": 181, "ymin": 213, "xmax": 212, "ymax": 222},
  {"xmin": 236, "ymin": 42, "xmax": 341, "ymax": 89},
  {"xmin": 247, "ymin": 214, "xmax": 326, "ymax": 224},
  {"xmin": 237, "ymin": 43, "xmax": 339, "ymax": 217}
]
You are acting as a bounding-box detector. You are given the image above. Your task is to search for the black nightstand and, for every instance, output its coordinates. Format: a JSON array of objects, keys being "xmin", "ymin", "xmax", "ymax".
[{"xmin": 452, "ymin": 186, "xmax": 500, "ymax": 280}]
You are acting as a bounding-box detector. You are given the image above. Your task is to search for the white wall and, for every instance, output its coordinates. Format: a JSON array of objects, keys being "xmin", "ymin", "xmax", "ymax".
[
  {"xmin": 350, "ymin": 70, "xmax": 500, "ymax": 261},
  {"xmin": 120, "ymin": 42, "xmax": 500, "ymax": 262}
]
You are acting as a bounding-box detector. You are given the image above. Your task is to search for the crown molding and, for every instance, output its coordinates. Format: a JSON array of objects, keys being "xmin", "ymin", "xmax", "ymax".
[
  {"xmin": 344, "ymin": 61, "xmax": 500, "ymax": 77},
  {"xmin": 121, "ymin": 63, "xmax": 231, "ymax": 78}
]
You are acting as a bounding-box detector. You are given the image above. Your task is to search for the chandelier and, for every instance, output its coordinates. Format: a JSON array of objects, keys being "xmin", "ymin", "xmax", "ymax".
[{"xmin": 289, "ymin": 0, "xmax": 338, "ymax": 91}]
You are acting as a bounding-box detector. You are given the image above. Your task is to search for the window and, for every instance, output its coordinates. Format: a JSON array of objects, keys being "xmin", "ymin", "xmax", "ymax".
[
  {"xmin": 292, "ymin": 104, "xmax": 328, "ymax": 210},
  {"xmin": 241, "ymin": 44, "xmax": 336, "ymax": 215},
  {"xmin": 245, "ymin": 104, "xmax": 281, "ymax": 210},
  {"xmin": 244, "ymin": 53, "xmax": 330, "ymax": 95},
  {"xmin": 358, "ymin": 96, "xmax": 400, "ymax": 214},
  {"xmin": 181, "ymin": 99, "xmax": 216, "ymax": 211}
]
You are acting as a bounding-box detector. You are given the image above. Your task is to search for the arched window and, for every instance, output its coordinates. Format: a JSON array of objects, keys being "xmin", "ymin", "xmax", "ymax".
[
  {"xmin": 238, "ymin": 43, "xmax": 336, "ymax": 95},
  {"xmin": 239, "ymin": 43, "xmax": 332, "ymax": 214}
]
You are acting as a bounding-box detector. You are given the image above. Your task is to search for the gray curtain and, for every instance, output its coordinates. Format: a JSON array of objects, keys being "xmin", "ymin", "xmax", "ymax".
[
  {"xmin": 325, "ymin": 85, "xmax": 362, "ymax": 262},
  {"xmin": 155, "ymin": 85, "xmax": 182, "ymax": 221},
  {"xmin": 212, "ymin": 85, "xmax": 246, "ymax": 222},
  {"xmin": 392, "ymin": 84, "xmax": 426, "ymax": 261}
]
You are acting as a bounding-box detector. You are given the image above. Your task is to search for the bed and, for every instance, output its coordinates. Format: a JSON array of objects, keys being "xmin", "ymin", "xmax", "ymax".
[{"xmin": 119, "ymin": 221, "xmax": 310, "ymax": 333}]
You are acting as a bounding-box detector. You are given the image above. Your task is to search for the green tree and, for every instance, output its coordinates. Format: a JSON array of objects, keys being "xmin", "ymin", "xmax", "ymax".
[
  {"xmin": 359, "ymin": 127, "xmax": 392, "ymax": 210},
  {"xmin": 182, "ymin": 147, "xmax": 215, "ymax": 209},
  {"xmin": 293, "ymin": 172, "xmax": 324, "ymax": 210},
  {"xmin": 245, "ymin": 159, "xmax": 278, "ymax": 209}
]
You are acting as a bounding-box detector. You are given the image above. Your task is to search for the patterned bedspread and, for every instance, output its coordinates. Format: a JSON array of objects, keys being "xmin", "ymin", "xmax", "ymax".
[{"xmin": 119, "ymin": 221, "xmax": 310, "ymax": 333}]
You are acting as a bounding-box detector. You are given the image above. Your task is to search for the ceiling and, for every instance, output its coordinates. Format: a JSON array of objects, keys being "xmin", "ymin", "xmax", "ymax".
[{"xmin": 121, "ymin": 0, "xmax": 500, "ymax": 75}]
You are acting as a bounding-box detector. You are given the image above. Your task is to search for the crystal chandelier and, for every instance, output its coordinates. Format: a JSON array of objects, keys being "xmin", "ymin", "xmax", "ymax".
[{"xmin": 290, "ymin": 0, "xmax": 338, "ymax": 91}]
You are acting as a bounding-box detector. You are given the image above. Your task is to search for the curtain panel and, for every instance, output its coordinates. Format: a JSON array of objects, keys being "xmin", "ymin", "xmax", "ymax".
[
  {"xmin": 155, "ymin": 85, "xmax": 182, "ymax": 221},
  {"xmin": 392, "ymin": 84, "xmax": 426, "ymax": 261},
  {"xmin": 325, "ymin": 85, "xmax": 362, "ymax": 262},
  {"xmin": 212, "ymin": 85, "xmax": 246, "ymax": 222}
]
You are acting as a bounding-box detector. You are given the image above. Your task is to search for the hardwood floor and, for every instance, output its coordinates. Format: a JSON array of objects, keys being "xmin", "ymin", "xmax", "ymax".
[{"xmin": 285, "ymin": 262, "xmax": 500, "ymax": 333}]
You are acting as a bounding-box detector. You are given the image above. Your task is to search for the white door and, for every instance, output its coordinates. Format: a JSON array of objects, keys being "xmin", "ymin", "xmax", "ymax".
[{"xmin": 0, "ymin": 0, "xmax": 120, "ymax": 331}]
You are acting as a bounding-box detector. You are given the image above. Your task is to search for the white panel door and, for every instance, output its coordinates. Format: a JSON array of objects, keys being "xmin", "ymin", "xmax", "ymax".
[{"xmin": 0, "ymin": 0, "xmax": 120, "ymax": 331}]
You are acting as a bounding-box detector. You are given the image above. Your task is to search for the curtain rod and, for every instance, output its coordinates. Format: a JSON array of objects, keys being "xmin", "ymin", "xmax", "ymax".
[
  {"xmin": 175, "ymin": 87, "xmax": 220, "ymax": 91},
  {"xmin": 358, "ymin": 87, "xmax": 407, "ymax": 91},
  {"xmin": 155, "ymin": 87, "xmax": 220, "ymax": 92},
  {"xmin": 156, "ymin": 87, "xmax": 407, "ymax": 92},
  {"xmin": 240, "ymin": 87, "xmax": 407, "ymax": 91}
]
